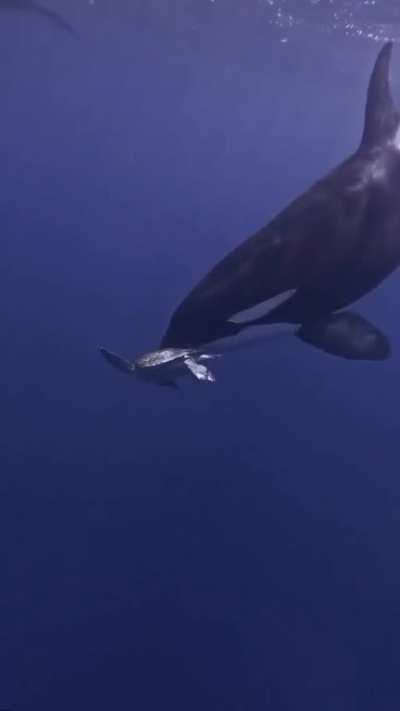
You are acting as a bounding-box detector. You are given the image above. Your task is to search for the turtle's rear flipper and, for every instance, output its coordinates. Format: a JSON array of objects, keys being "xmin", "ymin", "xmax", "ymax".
[
  {"xmin": 98, "ymin": 347, "xmax": 135, "ymax": 374},
  {"xmin": 184, "ymin": 357, "xmax": 216, "ymax": 382},
  {"xmin": 296, "ymin": 311, "xmax": 391, "ymax": 361}
]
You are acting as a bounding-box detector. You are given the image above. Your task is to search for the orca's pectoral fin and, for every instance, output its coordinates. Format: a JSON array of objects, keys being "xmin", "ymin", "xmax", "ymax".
[
  {"xmin": 98, "ymin": 347, "xmax": 135, "ymax": 374},
  {"xmin": 296, "ymin": 311, "xmax": 391, "ymax": 361}
]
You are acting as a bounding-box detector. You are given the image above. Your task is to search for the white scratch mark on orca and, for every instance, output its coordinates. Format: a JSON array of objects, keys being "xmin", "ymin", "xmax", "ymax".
[{"xmin": 349, "ymin": 154, "xmax": 388, "ymax": 192}]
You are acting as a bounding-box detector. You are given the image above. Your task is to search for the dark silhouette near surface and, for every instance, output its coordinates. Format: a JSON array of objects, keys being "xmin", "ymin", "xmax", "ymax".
[{"xmin": 0, "ymin": 0, "xmax": 77, "ymax": 35}]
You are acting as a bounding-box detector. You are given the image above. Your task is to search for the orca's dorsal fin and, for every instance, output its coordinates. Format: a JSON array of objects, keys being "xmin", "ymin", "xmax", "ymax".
[{"xmin": 361, "ymin": 41, "xmax": 400, "ymax": 149}]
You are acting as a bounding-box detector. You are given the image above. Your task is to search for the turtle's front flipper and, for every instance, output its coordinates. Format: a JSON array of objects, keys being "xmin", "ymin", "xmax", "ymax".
[
  {"xmin": 296, "ymin": 311, "xmax": 391, "ymax": 361},
  {"xmin": 184, "ymin": 357, "xmax": 216, "ymax": 382},
  {"xmin": 98, "ymin": 347, "xmax": 135, "ymax": 374}
]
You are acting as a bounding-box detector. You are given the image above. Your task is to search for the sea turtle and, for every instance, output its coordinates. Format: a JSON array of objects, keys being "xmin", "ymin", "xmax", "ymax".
[{"xmin": 99, "ymin": 346, "xmax": 219, "ymax": 388}]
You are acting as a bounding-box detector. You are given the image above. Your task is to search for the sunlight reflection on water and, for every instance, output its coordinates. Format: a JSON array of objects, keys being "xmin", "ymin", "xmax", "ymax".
[{"xmin": 264, "ymin": 0, "xmax": 400, "ymax": 43}]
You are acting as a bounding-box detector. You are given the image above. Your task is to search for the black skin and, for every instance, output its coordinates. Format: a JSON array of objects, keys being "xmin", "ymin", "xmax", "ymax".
[
  {"xmin": 0, "ymin": 0, "xmax": 78, "ymax": 36},
  {"xmin": 160, "ymin": 43, "xmax": 400, "ymax": 357},
  {"xmin": 297, "ymin": 311, "xmax": 391, "ymax": 361}
]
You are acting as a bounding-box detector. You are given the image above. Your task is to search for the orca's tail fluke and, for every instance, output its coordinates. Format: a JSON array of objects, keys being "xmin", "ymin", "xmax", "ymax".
[{"xmin": 361, "ymin": 41, "xmax": 400, "ymax": 149}]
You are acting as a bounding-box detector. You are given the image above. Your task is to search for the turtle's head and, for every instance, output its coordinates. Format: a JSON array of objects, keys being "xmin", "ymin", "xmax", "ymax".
[{"xmin": 98, "ymin": 347, "xmax": 136, "ymax": 374}]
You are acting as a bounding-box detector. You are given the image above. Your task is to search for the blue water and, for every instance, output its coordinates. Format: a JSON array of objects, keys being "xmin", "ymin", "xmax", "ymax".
[{"xmin": 2, "ymin": 2, "xmax": 400, "ymax": 709}]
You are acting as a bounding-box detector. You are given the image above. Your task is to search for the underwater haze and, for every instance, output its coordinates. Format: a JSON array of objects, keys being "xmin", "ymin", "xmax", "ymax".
[{"xmin": 2, "ymin": 1, "xmax": 400, "ymax": 709}]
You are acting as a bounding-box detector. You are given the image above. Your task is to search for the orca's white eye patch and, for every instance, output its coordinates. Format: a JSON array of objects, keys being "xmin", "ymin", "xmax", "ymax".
[{"xmin": 228, "ymin": 289, "xmax": 296, "ymax": 324}]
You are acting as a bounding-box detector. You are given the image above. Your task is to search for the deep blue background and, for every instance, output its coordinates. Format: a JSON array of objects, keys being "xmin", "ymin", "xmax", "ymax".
[{"xmin": 2, "ymin": 2, "xmax": 400, "ymax": 709}]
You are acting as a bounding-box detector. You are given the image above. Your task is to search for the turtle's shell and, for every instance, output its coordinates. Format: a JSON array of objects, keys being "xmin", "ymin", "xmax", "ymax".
[{"xmin": 135, "ymin": 348, "xmax": 194, "ymax": 369}]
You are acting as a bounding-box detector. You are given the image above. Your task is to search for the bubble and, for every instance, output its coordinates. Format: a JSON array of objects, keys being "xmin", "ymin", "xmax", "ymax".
[{"xmin": 263, "ymin": 0, "xmax": 400, "ymax": 43}]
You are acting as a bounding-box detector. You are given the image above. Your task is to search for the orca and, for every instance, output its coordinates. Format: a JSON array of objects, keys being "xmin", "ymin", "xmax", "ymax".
[
  {"xmin": 0, "ymin": 0, "xmax": 77, "ymax": 36},
  {"xmin": 160, "ymin": 42, "xmax": 400, "ymax": 362}
]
